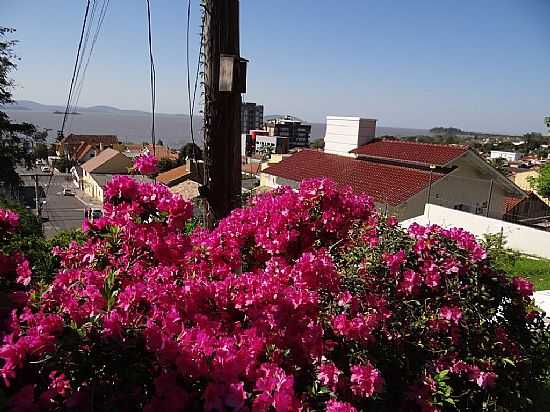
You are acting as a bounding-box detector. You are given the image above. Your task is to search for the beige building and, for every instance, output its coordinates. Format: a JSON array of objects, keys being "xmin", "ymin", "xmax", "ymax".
[
  {"xmin": 80, "ymin": 148, "xmax": 135, "ymax": 202},
  {"xmin": 513, "ymin": 169, "xmax": 550, "ymax": 206}
]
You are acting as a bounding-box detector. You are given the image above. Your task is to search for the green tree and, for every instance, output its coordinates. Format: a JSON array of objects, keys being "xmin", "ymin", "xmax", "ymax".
[
  {"xmin": 33, "ymin": 143, "xmax": 49, "ymax": 160},
  {"xmin": 528, "ymin": 164, "xmax": 550, "ymax": 199},
  {"xmin": 179, "ymin": 142, "xmax": 203, "ymax": 161},
  {"xmin": 0, "ymin": 196, "xmax": 55, "ymax": 282},
  {"xmin": 489, "ymin": 157, "xmax": 509, "ymax": 176},
  {"xmin": 0, "ymin": 27, "xmax": 38, "ymax": 189},
  {"xmin": 53, "ymin": 157, "xmax": 75, "ymax": 173},
  {"xmin": 309, "ymin": 138, "xmax": 324, "ymax": 150},
  {"xmin": 157, "ymin": 157, "xmax": 177, "ymax": 172}
]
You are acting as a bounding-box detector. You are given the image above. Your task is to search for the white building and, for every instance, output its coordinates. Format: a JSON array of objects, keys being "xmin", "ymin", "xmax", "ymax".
[
  {"xmin": 490, "ymin": 150, "xmax": 522, "ymax": 162},
  {"xmin": 323, "ymin": 116, "xmax": 377, "ymax": 157}
]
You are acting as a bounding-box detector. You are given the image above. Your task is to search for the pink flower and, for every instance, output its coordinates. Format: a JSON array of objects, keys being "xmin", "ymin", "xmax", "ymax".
[
  {"xmin": 398, "ymin": 269, "xmax": 421, "ymax": 295},
  {"xmin": 439, "ymin": 306, "xmax": 463, "ymax": 324},
  {"xmin": 15, "ymin": 258, "xmax": 32, "ymax": 286},
  {"xmin": 350, "ymin": 363, "xmax": 384, "ymax": 398},
  {"xmin": 512, "ymin": 277, "xmax": 534, "ymax": 297},
  {"xmin": 326, "ymin": 399, "xmax": 358, "ymax": 412},
  {"xmin": 48, "ymin": 370, "xmax": 70, "ymax": 397},
  {"xmin": 0, "ymin": 208, "xmax": 19, "ymax": 232},
  {"xmin": 383, "ymin": 250, "xmax": 406, "ymax": 274},
  {"xmin": 317, "ymin": 362, "xmax": 342, "ymax": 391},
  {"xmin": 134, "ymin": 152, "xmax": 158, "ymax": 175}
]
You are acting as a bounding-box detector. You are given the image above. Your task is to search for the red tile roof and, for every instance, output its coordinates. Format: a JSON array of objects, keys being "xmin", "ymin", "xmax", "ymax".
[
  {"xmin": 76, "ymin": 144, "xmax": 95, "ymax": 162},
  {"xmin": 157, "ymin": 165, "xmax": 191, "ymax": 185},
  {"xmin": 503, "ymin": 196, "xmax": 524, "ymax": 213},
  {"xmin": 351, "ymin": 139, "xmax": 469, "ymax": 166},
  {"xmin": 60, "ymin": 134, "xmax": 118, "ymax": 145},
  {"xmin": 262, "ymin": 150, "xmax": 444, "ymax": 205}
]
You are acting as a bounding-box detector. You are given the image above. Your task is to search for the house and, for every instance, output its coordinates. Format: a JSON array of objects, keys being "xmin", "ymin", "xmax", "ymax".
[
  {"xmin": 157, "ymin": 165, "xmax": 191, "ymax": 187},
  {"xmin": 503, "ymin": 192, "xmax": 550, "ymax": 225},
  {"xmin": 512, "ymin": 168, "xmax": 550, "ymax": 206},
  {"xmin": 74, "ymin": 143, "xmax": 97, "ymax": 163},
  {"xmin": 80, "ymin": 148, "xmax": 134, "ymax": 202},
  {"xmin": 255, "ymin": 135, "xmax": 289, "ymax": 155},
  {"xmin": 57, "ymin": 134, "xmax": 118, "ymax": 159},
  {"xmin": 260, "ymin": 116, "xmax": 526, "ymax": 220},
  {"xmin": 490, "ymin": 150, "xmax": 522, "ymax": 162},
  {"xmin": 120, "ymin": 143, "xmax": 179, "ymax": 162}
]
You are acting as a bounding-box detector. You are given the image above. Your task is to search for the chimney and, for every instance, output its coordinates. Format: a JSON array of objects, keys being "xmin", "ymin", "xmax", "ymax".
[{"xmin": 323, "ymin": 116, "xmax": 377, "ymax": 157}]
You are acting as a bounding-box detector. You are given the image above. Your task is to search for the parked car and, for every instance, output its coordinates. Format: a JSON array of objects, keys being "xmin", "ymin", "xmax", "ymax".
[
  {"xmin": 41, "ymin": 166, "xmax": 51, "ymax": 173},
  {"xmin": 62, "ymin": 188, "xmax": 75, "ymax": 196}
]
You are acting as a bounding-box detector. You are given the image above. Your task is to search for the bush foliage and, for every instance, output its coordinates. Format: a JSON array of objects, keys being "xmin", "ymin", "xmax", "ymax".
[{"xmin": 0, "ymin": 177, "xmax": 549, "ymax": 411}]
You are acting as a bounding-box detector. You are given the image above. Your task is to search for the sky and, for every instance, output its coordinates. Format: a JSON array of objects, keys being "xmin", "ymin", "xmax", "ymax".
[{"xmin": 2, "ymin": 0, "xmax": 550, "ymax": 134}]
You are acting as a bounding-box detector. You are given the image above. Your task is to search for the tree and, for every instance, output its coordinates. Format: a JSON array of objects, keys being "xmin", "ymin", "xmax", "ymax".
[
  {"xmin": 310, "ymin": 138, "xmax": 324, "ymax": 150},
  {"xmin": 0, "ymin": 27, "xmax": 38, "ymax": 188},
  {"xmin": 179, "ymin": 142, "xmax": 203, "ymax": 161},
  {"xmin": 528, "ymin": 163, "xmax": 550, "ymax": 199},
  {"xmin": 32, "ymin": 143, "xmax": 48, "ymax": 160},
  {"xmin": 157, "ymin": 139, "xmax": 164, "ymax": 146},
  {"xmin": 52, "ymin": 157, "xmax": 75, "ymax": 173},
  {"xmin": 157, "ymin": 157, "xmax": 177, "ymax": 172},
  {"xmin": 489, "ymin": 157, "xmax": 509, "ymax": 176}
]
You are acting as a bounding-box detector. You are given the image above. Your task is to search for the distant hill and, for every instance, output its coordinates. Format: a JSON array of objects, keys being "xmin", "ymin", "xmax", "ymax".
[
  {"xmin": 0, "ymin": 100, "xmax": 150, "ymax": 116},
  {"xmin": 2, "ymin": 100, "xmax": 431, "ymax": 147}
]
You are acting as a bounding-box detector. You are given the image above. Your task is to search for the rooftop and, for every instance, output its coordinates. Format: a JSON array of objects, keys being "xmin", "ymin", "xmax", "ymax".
[
  {"xmin": 157, "ymin": 165, "xmax": 191, "ymax": 185},
  {"xmin": 91, "ymin": 173, "xmax": 154, "ymax": 188},
  {"xmin": 351, "ymin": 139, "xmax": 469, "ymax": 167},
  {"xmin": 82, "ymin": 148, "xmax": 125, "ymax": 173},
  {"xmin": 262, "ymin": 150, "xmax": 445, "ymax": 205},
  {"xmin": 60, "ymin": 134, "xmax": 118, "ymax": 145}
]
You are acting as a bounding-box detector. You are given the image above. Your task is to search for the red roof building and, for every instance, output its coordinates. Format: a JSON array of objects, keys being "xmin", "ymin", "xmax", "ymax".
[
  {"xmin": 262, "ymin": 150, "xmax": 444, "ymax": 206},
  {"xmin": 351, "ymin": 139, "xmax": 469, "ymax": 167}
]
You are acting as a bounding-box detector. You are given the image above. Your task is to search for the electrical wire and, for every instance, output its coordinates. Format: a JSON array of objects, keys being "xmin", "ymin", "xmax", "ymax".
[
  {"xmin": 145, "ymin": 0, "xmax": 157, "ymax": 157},
  {"xmin": 186, "ymin": 0, "xmax": 197, "ymax": 161},
  {"xmin": 187, "ymin": 0, "xmax": 207, "ymax": 186},
  {"xmin": 69, "ymin": 0, "xmax": 111, "ymax": 131},
  {"xmin": 61, "ymin": 0, "xmax": 92, "ymax": 136}
]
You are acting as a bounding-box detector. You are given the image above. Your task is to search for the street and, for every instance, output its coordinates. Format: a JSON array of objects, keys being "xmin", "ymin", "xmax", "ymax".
[{"xmin": 18, "ymin": 168, "xmax": 86, "ymax": 238}]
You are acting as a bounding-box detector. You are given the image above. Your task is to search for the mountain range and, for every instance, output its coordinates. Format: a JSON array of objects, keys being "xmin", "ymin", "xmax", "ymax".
[{"xmin": 1, "ymin": 100, "xmax": 431, "ymax": 148}]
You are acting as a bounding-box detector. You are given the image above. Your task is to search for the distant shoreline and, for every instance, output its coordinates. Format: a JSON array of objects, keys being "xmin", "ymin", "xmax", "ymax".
[{"xmin": 53, "ymin": 111, "xmax": 80, "ymax": 115}]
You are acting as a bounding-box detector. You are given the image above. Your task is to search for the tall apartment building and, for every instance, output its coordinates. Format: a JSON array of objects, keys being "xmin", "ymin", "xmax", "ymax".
[
  {"xmin": 265, "ymin": 116, "xmax": 311, "ymax": 149},
  {"xmin": 241, "ymin": 102, "xmax": 264, "ymax": 134},
  {"xmin": 545, "ymin": 115, "xmax": 550, "ymax": 137}
]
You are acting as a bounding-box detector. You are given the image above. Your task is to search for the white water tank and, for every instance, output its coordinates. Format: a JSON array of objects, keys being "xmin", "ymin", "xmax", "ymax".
[{"xmin": 323, "ymin": 116, "xmax": 377, "ymax": 156}]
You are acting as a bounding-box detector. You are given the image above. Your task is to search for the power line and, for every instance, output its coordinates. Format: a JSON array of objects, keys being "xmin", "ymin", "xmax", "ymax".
[
  {"xmin": 60, "ymin": 0, "xmax": 92, "ymax": 137},
  {"xmin": 69, "ymin": 0, "xmax": 111, "ymax": 131},
  {"xmin": 145, "ymin": 0, "xmax": 157, "ymax": 156}
]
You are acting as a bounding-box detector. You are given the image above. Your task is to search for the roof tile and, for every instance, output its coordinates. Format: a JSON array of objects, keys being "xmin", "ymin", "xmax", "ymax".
[
  {"xmin": 262, "ymin": 150, "xmax": 444, "ymax": 205},
  {"xmin": 351, "ymin": 139, "xmax": 469, "ymax": 166}
]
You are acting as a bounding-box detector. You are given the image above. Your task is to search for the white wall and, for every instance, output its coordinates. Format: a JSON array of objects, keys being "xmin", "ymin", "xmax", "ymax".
[
  {"xmin": 402, "ymin": 204, "xmax": 550, "ymax": 259},
  {"xmin": 324, "ymin": 116, "xmax": 377, "ymax": 156}
]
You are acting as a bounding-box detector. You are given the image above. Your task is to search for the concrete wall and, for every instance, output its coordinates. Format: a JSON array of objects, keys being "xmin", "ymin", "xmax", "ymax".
[
  {"xmin": 81, "ymin": 171, "xmax": 104, "ymax": 202},
  {"xmin": 402, "ymin": 203, "xmax": 550, "ymax": 259},
  {"xmin": 324, "ymin": 116, "xmax": 376, "ymax": 156}
]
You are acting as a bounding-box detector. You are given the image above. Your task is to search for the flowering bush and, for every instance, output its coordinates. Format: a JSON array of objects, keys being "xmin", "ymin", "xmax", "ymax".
[
  {"xmin": 0, "ymin": 177, "xmax": 549, "ymax": 411},
  {"xmin": 133, "ymin": 152, "xmax": 158, "ymax": 175}
]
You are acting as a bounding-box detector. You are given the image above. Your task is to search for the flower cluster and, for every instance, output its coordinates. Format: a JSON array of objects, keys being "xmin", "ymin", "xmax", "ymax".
[
  {"xmin": 134, "ymin": 152, "xmax": 158, "ymax": 175},
  {"xmin": 0, "ymin": 178, "xmax": 548, "ymax": 411}
]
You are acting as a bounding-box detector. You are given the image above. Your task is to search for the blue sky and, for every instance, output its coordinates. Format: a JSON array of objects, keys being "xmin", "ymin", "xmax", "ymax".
[{"xmin": 2, "ymin": 0, "xmax": 549, "ymax": 133}]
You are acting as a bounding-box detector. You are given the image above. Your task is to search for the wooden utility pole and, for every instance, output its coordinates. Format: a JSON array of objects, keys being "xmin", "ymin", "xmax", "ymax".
[{"xmin": 203, "ymin": 0, "xmax": 243, "ymax": 220}]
